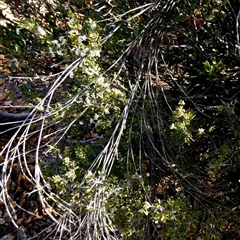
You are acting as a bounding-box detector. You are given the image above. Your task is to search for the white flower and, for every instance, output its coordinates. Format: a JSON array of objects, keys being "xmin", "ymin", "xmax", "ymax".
[
  {"xmin": 144, "ymin": 201, "xmax": 152, "ymax": 209},
  {"xmin": 59, "ymin": 36, "xmax": 66, "ymax": 45},
  {"xmin": 48, "ymin": 46, "xmax": 54, "ymax": 55},
  {"xmin": 94, "ymin": 113, "xmax": 99, "ymax": 121},
  {"xmin": 67, "ymin": 19, "xmax": 75, "ymax": 26},
  {"xmin": 56, "ymin": 50, "xmax": 63, "ymax": 56},
  {"xmin": 96, "ymin": 76, "xmax": 105, "ymax": 85},
  {"xmin": 159, "ymin": 206, "xmax": 165, "ymax": 212},
  {"xmin": 75, "ymin": 47, "xmax": 80, "ymax": 56},
  {"xmin": 80, "ymin": 47, "xmax": 89, "ymax": 57},
  {"xmin": 198, "ymin": 128, "xmax": 205, "ymax": 135},
  {"xmin": 78, "ymin": 35, "xmax": 87, "ymax": 43},
  {"xmin": 68, "ymin": 29, "xmax": 79, "ymax": 35},
  {"xmin": 85, "ymin": 68, "xmax": 96, "ymax": 76},
  {"xmin": 112, "ymin": 88, "xmax": 123, "ymax": 96},
  {"xmin": 51, "ymin": 40, "xmax": 58, "ymax": 44},
  {"xmin": 90, "ymin": 50, "xmax": 101, "ymax": 57},
  {"xmin": 104, "ymin": 108, "xmax": 110, "ymax": 114},
  {"xmin": 36, "ymin": 25, "xmax": 46, "ymax": 36},
  {"xmin": 104, "ymin": 82, "xmax": 110, "ymax": 88},
  {"xmin": 51, "ymin": 40, "xmax": 61, "ymax": 48},
  {"xmin": 89, "ymin": 21, "xmax": 97, "ymax": 30}
]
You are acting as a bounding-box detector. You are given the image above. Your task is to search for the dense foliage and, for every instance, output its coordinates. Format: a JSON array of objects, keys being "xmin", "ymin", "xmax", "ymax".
[{"xmin": 1, "ymin": 0, "xmax": 240, "ymax": 239}]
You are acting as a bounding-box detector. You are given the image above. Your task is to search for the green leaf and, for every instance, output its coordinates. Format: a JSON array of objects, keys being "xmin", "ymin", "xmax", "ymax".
[
  {"xmin": 222, "ymin": 0, "xmax": 229, "ymax": 4},
  {"xmin": 133, "ymin": 27, "xmax": 139, "ymax": 37},
  {"xmin": 204, "ymin": 60, "xmax": 211, "ymax": 70},
  {"xmin": 175, "ymin": 14, "xmax": 188, "ymax": 23}
]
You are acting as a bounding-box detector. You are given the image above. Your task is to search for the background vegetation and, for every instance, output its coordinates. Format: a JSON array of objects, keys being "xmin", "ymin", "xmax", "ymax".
[{"xmin": 0, "ymin": 0, "xmax": 240, "ymax": 239}]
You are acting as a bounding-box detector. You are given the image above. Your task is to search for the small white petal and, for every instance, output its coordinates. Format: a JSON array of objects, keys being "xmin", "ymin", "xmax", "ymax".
[
  {"xmin": 67, "ymin": 19, "xmax": 75, "ymax": 26},
  {"xmin": 75, "ymin": 48, "xmax": 80, "ymax": 55},
  {"xmin": 48, "ymin": 46, "xmax": 54, "ymax": 54},
  {"xmin": 90, "ymin": 22, "xmax": 97, "ymax": 30},
  {"xmin": 56, "ymin": 50, "xmax": 63, "ymax": 56},
  {"xmin": 90, "ymin": 50, "xmax": 101, "ymax": 57},
  {"xmin": 51, "ymin": 40, "xmax": 59, "ymax": 44},
  {"xmin": 78, "ymin": 35, "xmax": 87, "ymax": 43},
  {"xmin": 36, "ymin": 26, "xmax": 46, "ymax": 36},
  {"xmin": 68, "ymin": 30, "xmax": 78, "ymax": 35}
]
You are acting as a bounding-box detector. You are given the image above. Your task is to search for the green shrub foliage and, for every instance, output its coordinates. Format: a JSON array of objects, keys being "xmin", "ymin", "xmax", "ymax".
[{"xmin": 1, "ymin": 0, "xmax": 240, "ymax": 239}]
